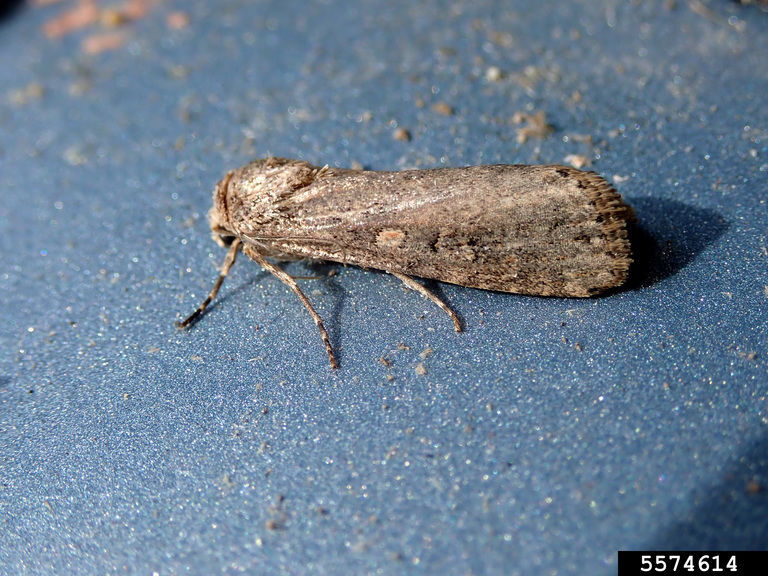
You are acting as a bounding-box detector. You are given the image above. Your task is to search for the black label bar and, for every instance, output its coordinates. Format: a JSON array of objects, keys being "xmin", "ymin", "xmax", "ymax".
[{"xmin": 618, "ymin": 551, "xmax": 767, "ymax": 576}]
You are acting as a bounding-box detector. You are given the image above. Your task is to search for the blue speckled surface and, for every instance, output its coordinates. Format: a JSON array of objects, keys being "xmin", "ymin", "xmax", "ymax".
[{"xmin": 1, "ymin": 1, "xmax": 767, "ymax": 574}]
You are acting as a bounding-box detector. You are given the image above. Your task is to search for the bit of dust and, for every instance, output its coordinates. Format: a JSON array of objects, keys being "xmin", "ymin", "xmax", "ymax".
[
  {"xmin": 393, "ymin": 127, "xmax": 411, "ymax": 142},
  {"xmin": 100, "ymin": 7, "xmax": 130, "ymax": 27},
  {"xmin": 82, "ymin": 31, "xmax": 126, "ymax": 54},
  {"xmin": 37, "ymin": 0, "xmax": 184, "ymax": 55},
  {"xmin": 42, "ymin": 0, "xmax": 100, "ymax": 38},
  {"xmin": 166, "ymin": 11, "xmax": 190, "ymax": 29},
  {"xmin": 431, "ymin": 102, "xmax": 454, "ymax": 116},
  {"xmin": 485, "ymin": 66, "xmax": 503, "ymax": 82},
  {"xmin": 8, "ymin": 83, "xmax": 44, "ymax": 106},
  {"xmin": 414, "ymin": 362, "xmax": 427, "ymax": 375},
  {"xmin": 512, "ymin": 110, "xmax": 554, "ymax": 144},
  {"xmin": 564, "ymin": 154, "xmax": 591, "ymax": 169},
  {"xmin": 419, "ymin": 347, "xmax": 433, "ymax": 359}
]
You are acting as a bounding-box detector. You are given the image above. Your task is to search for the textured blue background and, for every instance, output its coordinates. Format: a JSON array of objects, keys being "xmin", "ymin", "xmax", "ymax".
[{"xmin": 1, "ymin": 1, "xmax": 767, "ymax": 574}]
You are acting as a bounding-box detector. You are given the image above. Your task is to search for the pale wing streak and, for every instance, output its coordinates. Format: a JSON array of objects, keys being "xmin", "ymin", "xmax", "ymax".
[{"xmin": 293, "ymin": 184, "xmax": 468, "ymax": 232}]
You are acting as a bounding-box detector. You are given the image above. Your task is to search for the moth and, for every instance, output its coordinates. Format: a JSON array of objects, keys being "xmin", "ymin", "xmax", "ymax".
[{"xmin": 178, "ymin": 157, "xmax": 634, "ymax": 368}]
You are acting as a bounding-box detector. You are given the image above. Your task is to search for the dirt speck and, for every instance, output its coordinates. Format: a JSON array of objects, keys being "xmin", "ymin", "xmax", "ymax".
[
  {"xmin": 513, "ymin": 110, "xmax": 553, "ymax": 144},
  {"xmin": 393, "ymin": 127, "xmax": 411, "ymax": 142},
  {"xmin": 166, "ymin": 10, "xmax": 189, "ymax": 30},
  {"xmin": 564, "ymin": 154, "xmax": 591, "ymax": 169},
  {"xmin": 431, "ymin": 102, "xmax": 454, "ymax": 116},
  {"xmin": 485, "ymin": 66, "xmax": 503, "ymax": 82}
]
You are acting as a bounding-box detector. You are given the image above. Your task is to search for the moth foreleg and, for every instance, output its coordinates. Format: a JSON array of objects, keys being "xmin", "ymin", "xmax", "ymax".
[
  {"xmin": 246, "ymin": 248, "xmax": 339, "ymax": 370},
  {"xmin": 390, "ymin": 272, "xmax": 462, "ymax": 333},
  {"xmin": 177, "ymin": 238, "xmax": 241, "ymax": 329}
]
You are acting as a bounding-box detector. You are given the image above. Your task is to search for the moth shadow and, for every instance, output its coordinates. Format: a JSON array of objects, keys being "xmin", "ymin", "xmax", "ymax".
[
  {"xmin": 413, "ymin": 278, "xmax": 465, "ymax": 329},
  {"xmin": 0, "ymin": 0, "xmax": 24, "ymax": 23},
  {"xmin": 648, "ymin": 433, "xmax": 768, "ymax": 548},
  {"xmin": 624, "ymin": 197, "xmax": 728, "ymax": 291},
  {"xmin": 213, "ymin": 261, "xmax": 346, "ymax": 354},
  {"xmin": 301, "ymin": 261, "xmax": 346, "ymax": 342}
]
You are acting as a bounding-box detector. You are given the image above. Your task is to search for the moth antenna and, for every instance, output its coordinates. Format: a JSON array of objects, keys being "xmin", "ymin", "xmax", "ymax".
[
  {"xmin": 176, "ymin": 238, "xmax": 241, "ymax": 329},
  {"xmin": 246, "ymin": 248, "xmax": 339, "ymax": 369},
  {"xmin": 391, "ymin": 272, "xmax": 462, "ymax": 332}
]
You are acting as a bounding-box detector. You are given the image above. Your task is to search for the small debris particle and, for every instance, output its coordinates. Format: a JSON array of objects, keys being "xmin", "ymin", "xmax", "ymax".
[
  {"xmin": 100, "ymin": 8, "xmax": 130, "ymax": 28},
  {"xmin": 170, "ymin": 65, "xmax": 189, "ymax": 79},
  {"xmin": 485, "ymin": 66, "xmax": 503, "ymax": 82},
  {"xmin": 514, "ymin": 110, "xmax": 554, "ymax": 144},
  {"xmin": 379, "ymin": 356, "xmax": 392, "ymax": 368},
  {"xmin": 82, "ymin": 31, "xmax": 126, "ymax": 54},
  {"xmin": 564, "ymin": 154, "xmax": 591, "ymax": 169},
  {"xmin": 64, "ymin": 146, "xmax": 87, "ymax": 166},
  {"xmin": 121, "ymin": 0, "xmax": 150, "ymax": 20},
  {"xmin": 350, "ymin": 160, "xmax": 364, "ymax": 171},
  {"xmin": 574, "ymin": 341, "xmax": 583, "ymax": 352},
  {"xmin": 43, "ymin": 2, "xmax": 99, "ymax": 38},
  {"xmin": 419, "ymin": 347, "xmax": 434, "ymax": 359},
  {"xmin": 747, "ymin": 480, "xmax": 761, "ymax": 494},
  {"xmin": 9, "ymin": 83, "xmax": 45, "ymax": 106},
  {"xmin": 393, "ymin": 127, "xmax": 411, "ymax": 142},
  {"xmin": 166, "ymin": 11, "xmax": 190, "ymax": 30},
  {"xmin": 431, "ymin": 102, "xmax": 454, "ymax": 116},
  {"xmin": 397, "ymin": 342, "xmax": 410, "ymax": 351},
  {"xmin": 414, "ymin": 363, "xmax": 427, "ymax": 375},
  {"xmin": 265, "ymin": 519, "xmax": 281, "ymax": 531}
]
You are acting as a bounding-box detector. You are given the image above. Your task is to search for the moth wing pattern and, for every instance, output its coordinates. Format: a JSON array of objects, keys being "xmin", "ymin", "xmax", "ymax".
[{"xmin": 229, "ymin": 160, "xmax": 632, "ymax": 297}]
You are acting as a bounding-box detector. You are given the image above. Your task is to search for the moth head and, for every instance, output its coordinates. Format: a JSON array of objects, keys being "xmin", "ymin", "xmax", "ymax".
[{"xmin": 209, "ymin": 171, "xmax": 238, "ymax": 248}]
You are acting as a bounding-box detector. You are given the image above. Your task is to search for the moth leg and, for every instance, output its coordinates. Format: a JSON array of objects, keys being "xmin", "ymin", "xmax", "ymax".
[
  {"xmin": 246, "ymin": 249, "xmax": 339, "ymax": 370},
  {"xmin": 177, "ymin": 238, "xmax": 241, "ymax": 329},
  {"xmin": 390, "ymin": 272, "xmax": 462, "ymax": 333}
]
